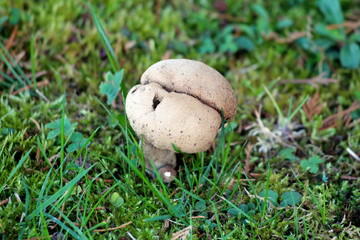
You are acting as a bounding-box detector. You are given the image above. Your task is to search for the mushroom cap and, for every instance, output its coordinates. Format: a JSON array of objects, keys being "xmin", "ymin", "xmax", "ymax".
[
  {"xmin": 126, "ymin": 83, "xmax": 221, "ymax": 153},
  {"xmin": 140, "ymin": 59, "xmax": 237, "ymax": 121}
]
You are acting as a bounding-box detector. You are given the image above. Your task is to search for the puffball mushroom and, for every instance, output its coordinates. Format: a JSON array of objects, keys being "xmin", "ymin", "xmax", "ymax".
[{"xmin": 125, "ymin": 59, "xmax": 237, "ymax": 182}]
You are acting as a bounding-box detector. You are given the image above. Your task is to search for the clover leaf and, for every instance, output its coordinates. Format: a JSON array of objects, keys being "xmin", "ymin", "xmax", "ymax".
[
  {"xmin": 279, "ymin": 148, "xmax": 298, "ymax": 162},
  {"xmin": 280, "ymin": 191, "xmax": 302, "ymax": 207},
  {"xmin": 100, "ymin": 69, "xmax": 124, "ymax": 105},
  {"xmin": 67, "ymin": 132, "xmax": 90, "ymax": 152},
  {"xmin": 259, "ymin": 189, "xmax": 279, "ymax": 204},
  {"xmin": 45, "ymin": 118, "xmax": 78, "ymax": 140},
  {"xmin": 300, "ymin": 155, "xmax": 324, "ymax": 174}
]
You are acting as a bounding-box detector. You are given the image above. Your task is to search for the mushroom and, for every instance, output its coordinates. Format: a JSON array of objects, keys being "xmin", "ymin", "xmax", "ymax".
[{"xmin": 125, "ymin": 59, "xmax": 237, "ymax": 182}]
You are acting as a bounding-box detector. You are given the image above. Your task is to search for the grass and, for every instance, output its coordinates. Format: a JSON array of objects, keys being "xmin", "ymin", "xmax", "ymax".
[{"xmin": 1, "ymin": 0, "xmax": 360, "ymax": 239}]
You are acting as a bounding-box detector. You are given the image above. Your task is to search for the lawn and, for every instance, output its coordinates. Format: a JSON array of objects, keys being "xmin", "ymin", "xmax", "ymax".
[{"xmin": 1, "ymin": 0, "xmax": 360, "ymax": 239}]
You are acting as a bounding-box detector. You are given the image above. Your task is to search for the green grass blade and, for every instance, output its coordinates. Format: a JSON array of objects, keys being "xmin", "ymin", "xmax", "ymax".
[
  {"xmin": 0, "ymin": 71, "xmax": 15, "ymax": 86},
  {"xmin": 18, "ymin": 178, "xmax": 31, "ymax": 239},
  {"xmin": 260, "ymin": 164, "xmax": 272, "ymax": 222},
  {"xmin": 0, "ymin": 47, "xmax": 27, "ymax": 88},
  {"xmin": 43, "ymin": 212, "xmax": 85, "ymax": 240},
  {"xmin": 51, "ymin": 207, "xmax": 88, "ymax": 240},
  {"xmin": 26, "ymin": 164, "xmax": 95, "ymax": 220},
  {"xmin": 36, "ymin": 164, "xmax": 55, "ymax": 208},
  {"xmin": 30, "ymin": 34, "xmax": 37, "ymax": 90},
  {"xmin": 263, "ymin": 84, "xmax": 285, "ymax": 125},
  {"xmin": 288, "ymin": 95, "xmax": 309, "ymax": 121},
  {"xmin": 120, "ymin": 151, "xmax": 188, "ymax": 224},
  {"xmin": 88, "ymin": 3, "xmax": 121, "ymax": 72},
  {"xmin": 0, "ymin": 42, "xmax": 31, "ymax": 86},
  {"xmin": 60, "ymin": 95, "xmax": 66, "ymax": 186},
  {"xmin": 0, "ymin": 148, "xmax": 33, "ymax": 193}
]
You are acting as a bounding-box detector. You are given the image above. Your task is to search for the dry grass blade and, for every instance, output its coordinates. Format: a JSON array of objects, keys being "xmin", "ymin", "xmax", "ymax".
[
  {"xmin": 93, "ymin": 221, "xmax": 133, "ymax": 232},
  {"xmin": 154, "ymin": 0, "xmax": 162, "ymax": 22},
  {"xmin": 171, "ymin": 226, "xmax": 192, "ymax": 240},
  {"xmin": 327, "ymin": 21, "xmax": 360, "ymax": 32},
  {"xmin": 280, "ymin": 72, "xmax": 338, "ymax": 87},
  {"xmin": 5, "ymin": 25, "xmax": 18, "ymax": 49},
  {"xmin": 264, "ymin": 31, "xmax": 307, "ymax": 43},
  {"xmin": 12, "ymin": 79, "xmax": 49, "ymax": 95},
  {"xmin": 346, "ymin": 148, "xmax": 360, "ymax": 162},
  {"xmin": 303, "ymin": 92, "xmax": 323, "ymax": 120},
  {"xmin": 340, "ymin": 175, "xmax": 359, "ymax": 180},
  {"xmin": 244, "ymin": 143, "xmax": 254, "ymax": 174}
]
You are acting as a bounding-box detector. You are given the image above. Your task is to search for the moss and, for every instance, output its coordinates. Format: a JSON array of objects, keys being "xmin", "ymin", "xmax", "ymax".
[{"xmin": 1, "ymin": 0, "xmax": 359, "ymax": 239}]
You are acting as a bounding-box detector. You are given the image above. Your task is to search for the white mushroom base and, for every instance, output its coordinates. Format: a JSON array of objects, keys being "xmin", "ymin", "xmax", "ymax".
[{"xmin": 142, "ymin": 140, "xmax": 177, "ymax": 182}]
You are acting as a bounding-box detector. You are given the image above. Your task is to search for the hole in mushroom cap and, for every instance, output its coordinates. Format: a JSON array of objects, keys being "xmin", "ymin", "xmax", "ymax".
[{"xmin": 152, "ymin": 94, "xmax": 161, "ymax": 110}]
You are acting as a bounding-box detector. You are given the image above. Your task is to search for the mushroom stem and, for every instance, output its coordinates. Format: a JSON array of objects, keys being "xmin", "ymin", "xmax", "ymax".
[{"xmin": 142, "ymin": 140, "xmax": 176, "ymax": 182}]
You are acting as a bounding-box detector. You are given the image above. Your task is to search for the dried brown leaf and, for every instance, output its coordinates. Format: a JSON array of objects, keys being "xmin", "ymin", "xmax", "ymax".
[
  {"xmin": 303, "ymin": 92, "xmax": 323, "ymax": 120},
  {"xmin": 319, "ymin": 102, "xmax": 359, "ymax": 131}
]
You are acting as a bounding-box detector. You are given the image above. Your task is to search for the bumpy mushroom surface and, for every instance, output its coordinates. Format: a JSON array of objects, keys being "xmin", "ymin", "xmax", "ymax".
[{"xmin": 125, "ymin": 59, "xmax": 237, "ymax": 182}]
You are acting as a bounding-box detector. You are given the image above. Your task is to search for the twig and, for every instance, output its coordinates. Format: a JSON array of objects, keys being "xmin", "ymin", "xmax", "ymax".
[
  {"xmin": 340, "ymin": 175, "xmax": 359, "ymax": 180},
  {"xmin": 93, "ymin": 221, "xmax": 133, "ymax": 232},
  {"xmin": 12, "ymin": 79, "xmax": 49, "ymax": 95},
  {"xmin": 88, "ymin": 176, "xmax": 114, "ymax": 183},
  {"xmin": 280, "ymin": 72, "xmax": 338, "ymax": 87},
  {"xmin": 25, "ymin": 70, "xmax": 47, "ymax": 79}
]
